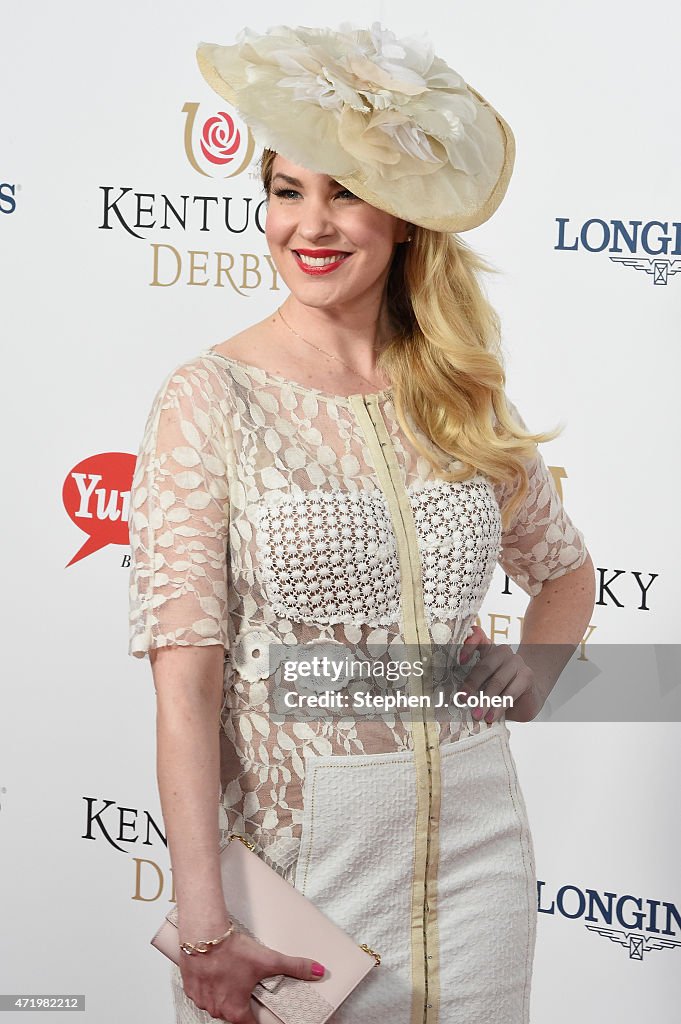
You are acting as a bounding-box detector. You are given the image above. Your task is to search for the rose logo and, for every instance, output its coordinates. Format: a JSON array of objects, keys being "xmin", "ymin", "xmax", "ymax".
[
  {"xmin": 200, "ymin": 112, "xmax": 241, "ymax": 165},
  {"xmin": 182, "ymin": 102, "xmax": 255, "ymax": 178}
]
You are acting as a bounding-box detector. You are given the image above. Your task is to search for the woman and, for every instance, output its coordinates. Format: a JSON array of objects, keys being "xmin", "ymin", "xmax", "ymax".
[{"xmin": 128, "ymin": 23, "xmax": 595, "ymax": 1024}]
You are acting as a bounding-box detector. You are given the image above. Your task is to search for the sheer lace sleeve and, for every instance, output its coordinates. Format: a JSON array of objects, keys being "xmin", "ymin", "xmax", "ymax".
[
  {"xmin": 493, "ymin": 399, "xmax": 588, "ymax": 598},
  {"xmin": 128, "ymin": 359, "xmax": 231, "ymax": 659}
]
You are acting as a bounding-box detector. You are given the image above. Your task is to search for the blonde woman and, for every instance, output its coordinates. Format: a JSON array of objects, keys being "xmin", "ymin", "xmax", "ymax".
[{"xmin": 128, "ymin": 24, "xmax": 595, "ymax": 1024}]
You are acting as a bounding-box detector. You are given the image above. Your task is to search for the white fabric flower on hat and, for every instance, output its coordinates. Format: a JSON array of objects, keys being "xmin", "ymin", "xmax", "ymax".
[{"xmin": 273, "ymin": 21, "xmax": 436, "ymax": 114}]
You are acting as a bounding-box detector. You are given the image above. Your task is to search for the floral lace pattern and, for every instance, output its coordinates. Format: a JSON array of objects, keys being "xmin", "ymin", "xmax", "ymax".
[
  {"xmin": 128, "ymin": 350, "xmax": 588, "ymax": 849},
  {"xmin": 494, "ymin": 451, "xmax": 587, "ymax": 596}
]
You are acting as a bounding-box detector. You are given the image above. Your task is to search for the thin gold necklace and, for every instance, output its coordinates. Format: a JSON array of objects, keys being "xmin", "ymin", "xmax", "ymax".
[{"xmin": 276, "ymin": 306, "xmax": 388, "ymax": 392}]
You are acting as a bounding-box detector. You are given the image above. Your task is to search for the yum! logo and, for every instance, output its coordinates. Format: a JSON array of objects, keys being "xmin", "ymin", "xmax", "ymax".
[{"xmin": 63, "ymin": 453, "xmax": 136, "ymax": 566}]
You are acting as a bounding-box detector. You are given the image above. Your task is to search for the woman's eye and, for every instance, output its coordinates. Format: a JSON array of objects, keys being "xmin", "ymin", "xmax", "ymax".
[{"xmin": 271, "ymin": 188, "xmax": 357, "ymax": 201}]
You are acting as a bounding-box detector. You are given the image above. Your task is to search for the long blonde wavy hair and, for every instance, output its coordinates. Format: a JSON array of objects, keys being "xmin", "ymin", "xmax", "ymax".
[{"xmin": 259, "ymin": 148, "xmax": 562, "ymax": 531}]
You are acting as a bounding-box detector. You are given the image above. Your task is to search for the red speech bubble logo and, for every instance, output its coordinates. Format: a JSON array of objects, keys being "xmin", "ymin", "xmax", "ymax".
[{"xmin": 63, "ymin": 452, "xmax": 137, "ymax": 567}]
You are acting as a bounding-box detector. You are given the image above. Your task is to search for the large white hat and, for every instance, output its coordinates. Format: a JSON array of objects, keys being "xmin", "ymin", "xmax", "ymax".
[{"xmin": 196, "ymin": 21, "xmax": 515, "ymax": 232}]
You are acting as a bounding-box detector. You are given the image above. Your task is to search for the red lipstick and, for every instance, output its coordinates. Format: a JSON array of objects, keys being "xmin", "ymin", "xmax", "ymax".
[
  {"xmin": 295, "ymin": 248, "xmax": 350, "ymax": 256},
  {"xmin": 292, "ymin": 249, "xmax": 353, "ymax": 276}
]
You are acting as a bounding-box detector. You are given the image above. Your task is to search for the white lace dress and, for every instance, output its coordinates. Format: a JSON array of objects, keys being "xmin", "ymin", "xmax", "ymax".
[{"xmin": 128, "ymin": 349, "xmax": 587, "ymax": 1024}]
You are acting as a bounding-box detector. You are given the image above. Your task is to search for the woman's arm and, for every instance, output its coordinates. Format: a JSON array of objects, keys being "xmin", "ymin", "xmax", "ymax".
[
  {"xmin": 460, "ymin": 552, "xmax": 596, "ymax": 723},
  {"xmin": 130, "ymin": 365, "xmax": 325, "ymax": 1021},
  {"xmin": 150, "ymin": 644, "xmax": 326, "ymax": 1023},
  {"xmin": 510, "ymin": 550, "xmax": 596, "ymax": 720},
  {"xmin": 474, "ymin": 395, "xmax": 598, "ymax": 724},
  {"xmin": 151, "ymin": 644, "xmax": 230, "ymax": 939}
]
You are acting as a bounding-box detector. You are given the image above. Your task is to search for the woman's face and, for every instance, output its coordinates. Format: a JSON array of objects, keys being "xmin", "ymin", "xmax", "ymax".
[{"xmin": 265, "ymin": 154, "xmax": 410, "ymax": 313}]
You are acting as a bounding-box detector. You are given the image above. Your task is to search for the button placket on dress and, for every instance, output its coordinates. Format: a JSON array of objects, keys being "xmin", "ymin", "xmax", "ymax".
[{"xmin": 349, "ymin": 393, "xmax": 442, "ymax": 1024}]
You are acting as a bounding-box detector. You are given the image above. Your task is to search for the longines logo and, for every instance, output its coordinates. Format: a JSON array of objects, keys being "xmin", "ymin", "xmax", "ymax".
[
  {"xmin": 556, "ymin": 218, "xmax": 681, "ymax": 285},
  {"xmin": 538, "ymin": 880, "xmax": 681, "ymax": 960},
  {"xmin": 97, "ymin": 97, "xmax": 277, "ymax": 291}
]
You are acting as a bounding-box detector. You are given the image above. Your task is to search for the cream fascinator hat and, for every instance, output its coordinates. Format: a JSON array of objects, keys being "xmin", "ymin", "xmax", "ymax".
[{"xmin": 196, "ymin": 22, "xmax": 515, "ymax": 232}]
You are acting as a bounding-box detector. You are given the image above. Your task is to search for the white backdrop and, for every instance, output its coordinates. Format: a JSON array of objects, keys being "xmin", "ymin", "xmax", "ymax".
[{"xmin": 1, "ymin": 1, "xmax": 679, "ymax": 1021}]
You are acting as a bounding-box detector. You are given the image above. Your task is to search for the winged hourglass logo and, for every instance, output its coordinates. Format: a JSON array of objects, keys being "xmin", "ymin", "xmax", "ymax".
[
  {"xmin": 586, "ymin": 926, "xmax": 681, "ymax": 960},
  {"xmin": 609, "ymin": 256, "xmax": 681, "ymax": 284}
]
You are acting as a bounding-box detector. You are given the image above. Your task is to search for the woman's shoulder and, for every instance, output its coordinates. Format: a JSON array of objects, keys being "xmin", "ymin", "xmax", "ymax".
[
  {"xmin": 208, "ymin": 317, "xmax": 274, "ymax": 365},
  {"xmin": 145, "ymin": 333, "xmax": 261, "ymax": 420},
  {"xmin": 158, "ymin": 321, "xmax": 272, "ymax": 392},
  {"xmin": 188, "ymin": 317, "xmax": 301, "ymax": 394}
]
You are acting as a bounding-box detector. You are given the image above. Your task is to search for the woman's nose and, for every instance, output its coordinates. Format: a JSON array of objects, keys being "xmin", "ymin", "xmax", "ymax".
[{"xmin": 295, "ymin": 199, "xmax": 337, "ymax": 239}]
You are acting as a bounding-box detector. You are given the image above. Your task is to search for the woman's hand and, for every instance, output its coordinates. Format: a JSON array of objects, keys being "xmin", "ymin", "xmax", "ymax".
[
  {"xmin": 457, "ymin": 625, "xmax": 545, "ymax": 724},
  {"xmin": 179, "ymin": 929, "xmax": 325, "ymax": 1024}
]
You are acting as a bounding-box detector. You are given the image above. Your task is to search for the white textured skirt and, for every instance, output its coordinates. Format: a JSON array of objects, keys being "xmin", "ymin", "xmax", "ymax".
[{"xmin": 170, "ymin": 720, "xmax": 537, "ymax": 1024}]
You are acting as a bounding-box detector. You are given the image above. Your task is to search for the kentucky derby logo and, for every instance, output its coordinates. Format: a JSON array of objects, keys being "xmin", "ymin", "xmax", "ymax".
[
  {"xmin": 555, "ymin": 217, "xmax": 681, "ymax": 285},
  {"xmin": 182, "ymin": 102, "xmax": 254, "ymax": 178},
  {"xmin": 538, "ymin": 880, "xmax": 681, "ymax": 960}
]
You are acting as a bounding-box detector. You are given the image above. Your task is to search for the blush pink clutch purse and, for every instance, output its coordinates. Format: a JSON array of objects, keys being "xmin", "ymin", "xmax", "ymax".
[{"xmin": 151, "ymin": 833, "xmax": 381, "ymax": 1024}]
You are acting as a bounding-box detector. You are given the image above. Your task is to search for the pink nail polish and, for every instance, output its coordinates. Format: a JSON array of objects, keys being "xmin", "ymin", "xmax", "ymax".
[
  {"xmin": 485, "ymin": 711, "xmax": 494, "ymax": 723},
  {"xmin": 471, "ymin": 707, "xmax": 483, "ymax": 720},
  {"xmin": 312, "ymin": 963, "xmax": 325, "ymax": 977}
]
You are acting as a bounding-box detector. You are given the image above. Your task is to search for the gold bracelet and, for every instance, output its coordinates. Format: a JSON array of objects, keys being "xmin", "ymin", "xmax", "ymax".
[{"xmin": 180, "ymin": 920, "xmax": 235, "ymax": 956}]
